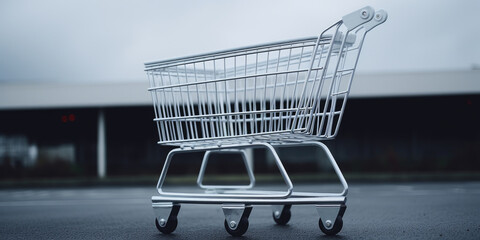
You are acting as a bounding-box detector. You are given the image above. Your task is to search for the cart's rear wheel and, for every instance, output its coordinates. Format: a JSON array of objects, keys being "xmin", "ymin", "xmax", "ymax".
[
  {"xmin": 272, "ymin": 205, "xmax": 291, "ymax": 225},
  {"xmin": 224, "ymin": 218, "xmax": 249, "ymax": 237},
  {"xmin": 155, "ymin": 216, "xmax": 178, "ymax": 234},
  {"xmin": 318, "ymin": 216, "xmax": 343, "ymax": 236}
]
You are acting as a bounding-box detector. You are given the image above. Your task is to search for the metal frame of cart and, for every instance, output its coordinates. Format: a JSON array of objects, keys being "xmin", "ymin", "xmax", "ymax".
[{"xmin": 145, "ymin": 6, "xmax": 387, "ymax": 236}]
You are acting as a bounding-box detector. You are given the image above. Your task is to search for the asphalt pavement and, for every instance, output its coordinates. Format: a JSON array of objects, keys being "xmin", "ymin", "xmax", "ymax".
[{"xmin": 1, "ymin": 182, "xmax": 479, "ymax": 239}]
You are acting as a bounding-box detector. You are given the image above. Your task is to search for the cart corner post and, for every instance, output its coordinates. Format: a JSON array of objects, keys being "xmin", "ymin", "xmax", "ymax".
[{"xmin": 97, "ymin": 108, "xmax": 106, "ymax": 178}]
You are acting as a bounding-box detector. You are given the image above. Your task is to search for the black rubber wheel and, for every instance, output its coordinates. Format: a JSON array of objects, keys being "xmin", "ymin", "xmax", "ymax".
[
  {"xmin": 318, "ymin": 216, "xmax": 343, "ymax": 236},
  {"xmin": 224, "ymin": 218, "xmax": 249, "ymax": 237},
  {"xmin": 155, "ymin": 216, "xmax": 178, "ymax": 234},
  {"xmin": 272, "ymin": 205, "xmax": 291, "ymax": 225}
]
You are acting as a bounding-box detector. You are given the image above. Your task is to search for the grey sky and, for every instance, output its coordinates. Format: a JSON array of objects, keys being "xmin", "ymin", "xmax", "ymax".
[{"xmin": 0, "ymin": 0, "xmax": 479, "ymax": 83}]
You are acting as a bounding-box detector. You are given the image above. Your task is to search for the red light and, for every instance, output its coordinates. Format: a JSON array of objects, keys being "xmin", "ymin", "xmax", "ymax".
[
  {"xmin": 69, "ymin": 114, "xmax": 76, "ymax": 122},
  {"xmin": 61, "ymin": 115, "xmax": 68, "ymax": 123}
]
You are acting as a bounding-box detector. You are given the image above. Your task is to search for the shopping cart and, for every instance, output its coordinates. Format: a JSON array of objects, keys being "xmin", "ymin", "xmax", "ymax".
[{"xmin": 145, "ymin": 6, "xmax": 387, "ymax": 236}]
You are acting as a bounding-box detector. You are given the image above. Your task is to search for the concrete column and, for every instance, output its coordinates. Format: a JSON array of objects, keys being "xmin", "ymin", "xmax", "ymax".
[{"xmin": 97, "ymin": 109, "xmax": 106, "ymax": 178}]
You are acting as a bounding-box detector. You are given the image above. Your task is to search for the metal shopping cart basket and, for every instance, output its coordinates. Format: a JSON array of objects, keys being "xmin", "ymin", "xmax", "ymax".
[{"xmin": 145, "ymin": 6, "xmax": 387, "ymax": 236}]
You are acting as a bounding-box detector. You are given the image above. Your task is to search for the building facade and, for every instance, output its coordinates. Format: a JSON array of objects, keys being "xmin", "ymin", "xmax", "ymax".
[{"xmin": 1, "ymin": 70, "xmax": 479, "ymax": 178}]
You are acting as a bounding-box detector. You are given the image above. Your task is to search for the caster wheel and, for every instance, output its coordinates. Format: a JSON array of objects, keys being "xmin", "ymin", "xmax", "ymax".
[
  {"xmin": 224, "ymin": 218, "xmax": 249, "ymax": 237},
  {"xmin": 273, "ymin": 205, "xmax": 291, "ymax": 225},
  {"xmin": 155, "ymin": 216, "xmax": 178, "ymax": 234},
  {"xmin": 319, "ymin": 216, "xmax": 343, "ymax": 236}
]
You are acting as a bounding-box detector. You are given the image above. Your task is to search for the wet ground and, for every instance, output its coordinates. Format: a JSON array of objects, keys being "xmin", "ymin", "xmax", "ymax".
[{"xmin": 0, "ymin": 182, "xmax": 479, "ymax": 239}]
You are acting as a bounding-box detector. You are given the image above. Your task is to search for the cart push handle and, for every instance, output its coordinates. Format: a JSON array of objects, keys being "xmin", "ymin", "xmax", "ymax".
[
  {"xmin": 362, "ymin": 9, "xmax": 388, "ymax": 32},
  {"xmin": 342, "ymin": 6, "xmax": 388, "ymax": 32},
  {"xmin": 341, "ymin": 6, "xmax": 375, "ymax": 31},
  {"xmin": 291, "ymin": 7, "xmax": 387, "ymax": 137}
]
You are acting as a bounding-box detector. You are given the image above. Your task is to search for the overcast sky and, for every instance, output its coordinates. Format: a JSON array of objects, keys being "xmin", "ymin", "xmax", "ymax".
[{"xmin": 0, "ymin": 0, "xmax": 479, "ymax": 83}]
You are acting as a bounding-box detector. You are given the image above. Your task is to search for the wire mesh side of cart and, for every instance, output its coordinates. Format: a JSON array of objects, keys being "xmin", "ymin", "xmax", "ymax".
[{"xmin": 146, "ymin": 20, "xmax": 370, "ymax": 148}]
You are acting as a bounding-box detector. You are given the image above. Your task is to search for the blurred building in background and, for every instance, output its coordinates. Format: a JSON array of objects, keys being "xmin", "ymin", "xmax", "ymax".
[{"xmin": 0, "ymin": 70, "xmax": 479, "ymax": 179}]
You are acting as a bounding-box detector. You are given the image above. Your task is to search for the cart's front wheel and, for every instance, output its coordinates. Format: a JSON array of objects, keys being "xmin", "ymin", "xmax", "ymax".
[
  {"xmin": 155, "ymin": 216, "xmax": 178, "ymax": 234},
  {"xmin": 318, "ymin": 216, "xmax": 343, "ymax": 236},
  {"xmin": 272, "ymin": 205, "xmax": 291, "ymax": 225},
  {"xmin": 224, "ymin": 218, "xmax": 249, "ymax": 237}
]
